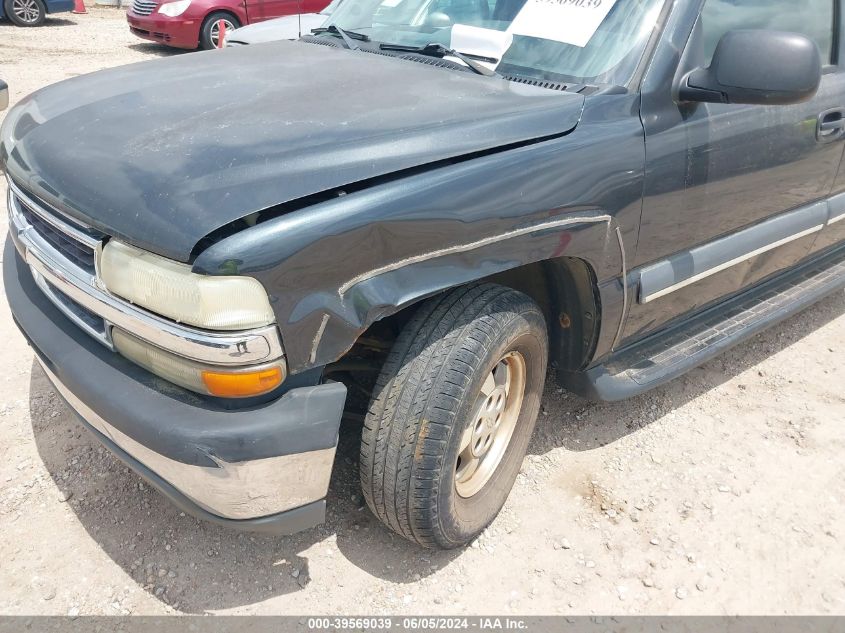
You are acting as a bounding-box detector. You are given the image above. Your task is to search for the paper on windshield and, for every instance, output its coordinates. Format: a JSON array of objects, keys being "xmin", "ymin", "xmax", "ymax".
[
  {"xmin": 507, "ymin": 0, "xmax": 618, "ymax": 48},
  {"xmin": 450, "ymin": 24, "xmax": 514, "ymax": 70}
]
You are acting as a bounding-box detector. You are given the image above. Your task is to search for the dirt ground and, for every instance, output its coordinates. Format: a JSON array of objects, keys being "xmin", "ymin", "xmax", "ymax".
[{"xmin": 1, "ymin": 8, "xmax": 845, "ymax": 617}]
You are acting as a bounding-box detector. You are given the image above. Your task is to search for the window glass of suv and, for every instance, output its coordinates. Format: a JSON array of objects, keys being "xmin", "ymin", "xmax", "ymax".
[
  {"xmin": 700, "ymin": 0, "xmax": 835, "ymax": 66},
  {"xmin": 327, "ymin": 0, "xmax": 667, "ymax": 85}
]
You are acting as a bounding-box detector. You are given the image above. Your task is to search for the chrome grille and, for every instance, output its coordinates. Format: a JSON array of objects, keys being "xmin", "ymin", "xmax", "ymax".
[
  {"xmin": 131, "ymin": 0, "xmax": 157, "ymax": 15},
  {"xmin": 17, "ymin": 200, "xmax": 96, "ymax": 272},
  {"xmin": 35, "ymin": 273, "xmax": 108, "ymax": 341},
  {"xmin": 8, "ymin": 180, "xmax": 101, "ymax": 275}
]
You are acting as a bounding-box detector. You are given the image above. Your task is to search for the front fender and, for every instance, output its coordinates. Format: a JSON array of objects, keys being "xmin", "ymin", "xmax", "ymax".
[{"xmin": 194, "ymin": 95, "xmax": 646, "ymax": 374}]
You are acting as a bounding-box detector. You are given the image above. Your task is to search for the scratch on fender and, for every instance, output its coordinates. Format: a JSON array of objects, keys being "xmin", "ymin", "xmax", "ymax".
[
  {"xmin": 337, "ymin": 213, "xmax": 613, "ymax": 296},
  {"xmin": 309, "ymin": 313, "xmax": 331, "ymax": 364}
]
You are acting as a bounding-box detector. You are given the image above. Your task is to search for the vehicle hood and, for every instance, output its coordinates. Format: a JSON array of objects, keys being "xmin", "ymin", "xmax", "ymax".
[
  {"xmin": 0, "ymin": 41, "xmax": 585, "ymax": 262},
  {"xmin": 226, "ymin": 13, "xmax": 327, "ymax": 44}
]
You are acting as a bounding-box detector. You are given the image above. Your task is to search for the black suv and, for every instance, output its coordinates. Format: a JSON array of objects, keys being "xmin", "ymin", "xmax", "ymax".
[{"xmin": 2, "ymin": 0, "xmax": 843, "ymax": 549}]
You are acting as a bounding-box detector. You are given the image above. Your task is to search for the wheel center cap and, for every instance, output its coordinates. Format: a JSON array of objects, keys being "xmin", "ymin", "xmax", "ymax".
[{"xmin": 471, "ymin": 387, "xmax": 508, "ymax": 457}]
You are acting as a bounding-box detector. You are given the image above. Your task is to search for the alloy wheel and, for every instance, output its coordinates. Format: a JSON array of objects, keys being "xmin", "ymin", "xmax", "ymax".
[
  {"xmin": 455, "ymin": 350, "xmax": 527, "ymax": 498},
  {"xmin": 12, "ymin": 0, "xmax": 41, "ymax": 23},
  {"xmin": 209, "ymin": 18, "xmax": 235, "ymax": 48}
]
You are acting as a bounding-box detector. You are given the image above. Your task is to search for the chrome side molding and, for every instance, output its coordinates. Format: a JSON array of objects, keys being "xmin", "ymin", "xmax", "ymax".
[{"xmin": 637, "ymin": 201, "xmax": 828, "ymax": 304}]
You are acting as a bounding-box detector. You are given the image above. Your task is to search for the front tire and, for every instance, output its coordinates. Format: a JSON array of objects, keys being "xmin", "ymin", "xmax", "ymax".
[
  {"xmin": 199, "ymin": 11, "xmax": 240, "ymax": 49},
  {"xmin": 360, "ymin": 284, "xmax": 548, "ymax": 548},
  {"xmin": 4, "ymin": 0, "xmax": 46, "ymax": 26}
]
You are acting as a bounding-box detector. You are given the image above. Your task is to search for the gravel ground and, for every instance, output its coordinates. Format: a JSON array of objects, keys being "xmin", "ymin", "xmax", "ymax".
[{"xmin": 1, "ymin": 9, "xmax": 845, "ymax": 617}]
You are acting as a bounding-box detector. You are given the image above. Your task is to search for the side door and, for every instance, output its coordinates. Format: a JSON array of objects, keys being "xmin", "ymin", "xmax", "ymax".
[
  {"xmin": 246, "ymin": 0, "xmax": 302, "ymax": 22},
  {"xmin": 299, "ymin": 0, "xmax": 330, "ymax": 13},
  {"xmin": 816, "ymin": 113, "xmax": 845, "ymax": 252},
  {"xmin": 623, "ymin": 0, "xmax": 845, "ymax": 340}
]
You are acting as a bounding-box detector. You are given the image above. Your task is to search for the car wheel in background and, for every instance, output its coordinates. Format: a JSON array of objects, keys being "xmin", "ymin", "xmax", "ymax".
[
  {"xmin": 199, "ymin": 11, "xmax": 240, "ymax": 49},
  {"xmin": 360, "ymin": 283, "xmax": 549, "ymax": 548},
  {"xmin": 4, "ymin": 0, "xmax": 46, "ymax": 26}
]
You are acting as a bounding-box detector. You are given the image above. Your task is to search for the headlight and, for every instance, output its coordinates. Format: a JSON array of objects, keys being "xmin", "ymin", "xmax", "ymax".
[
  {"xmin": 99, "ymin": 240, "xmax": 275, "ymax": 331},
  {"xmin": 157, "ymin": 0, "xmax": 191, "ymax": 16},
  {"xmin": 112, "ymin": 328, "xmax": 284, "ymax": 397}
]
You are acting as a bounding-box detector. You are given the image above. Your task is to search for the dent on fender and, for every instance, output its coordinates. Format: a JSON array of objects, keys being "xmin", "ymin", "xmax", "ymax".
[
  {"xmin": 193, "ymin": 94, "xmax": 646, "ymax": 374},
  {"xmin": 298, "ymin": 212, "xmax": 618, "ymax": 364}
]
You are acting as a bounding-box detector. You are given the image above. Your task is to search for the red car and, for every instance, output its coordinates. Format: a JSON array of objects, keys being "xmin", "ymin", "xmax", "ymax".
[{"xmin": 126, "ymin": 0, "xmax": 329, "ymax": 50}]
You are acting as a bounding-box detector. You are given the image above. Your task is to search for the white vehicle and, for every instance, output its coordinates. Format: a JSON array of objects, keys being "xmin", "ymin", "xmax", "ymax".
[{"xmin": 224, "ymin": 0, "xmax": 342, "ymax": 45}]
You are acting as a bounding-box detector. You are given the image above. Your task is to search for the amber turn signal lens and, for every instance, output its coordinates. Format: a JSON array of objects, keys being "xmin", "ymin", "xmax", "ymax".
[{"xmin": 202, "ymin": 366, "xmax": 284, "ymax": 397}]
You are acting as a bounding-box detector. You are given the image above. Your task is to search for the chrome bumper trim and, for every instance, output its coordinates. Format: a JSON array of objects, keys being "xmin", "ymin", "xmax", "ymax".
[
  {"xmin": 8, "ymin": 183, "xmax": 284, "ymax": 366},
  {"xmin": 38, "ymin": 358, "xmax": 335, "ymax": 520}
]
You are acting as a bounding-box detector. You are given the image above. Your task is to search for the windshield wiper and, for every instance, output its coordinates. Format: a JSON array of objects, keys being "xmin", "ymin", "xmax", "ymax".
[
  {"xmin": 379, "ymin": 42, "xmax": 498, "ymax": 76},
  {"xmin": 311, "ymin": 25, "xmax": 370, "ymax": 50}
]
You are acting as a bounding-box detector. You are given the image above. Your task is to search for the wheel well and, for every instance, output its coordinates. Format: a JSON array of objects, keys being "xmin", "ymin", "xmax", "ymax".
[
  {"xmin": 479, "ymin": 258, "xmax": 600, "ymax": 371},
  {"xmin": 204, "ymin": 9, "xmax": 238, "ymax": 20},
  {"xmin": 201, "ymin": 10, "xmax": 239, "ymax": 30},
  {"xmin": 325, "ymin": 258, "xmax": 600, "ymax": 417}
]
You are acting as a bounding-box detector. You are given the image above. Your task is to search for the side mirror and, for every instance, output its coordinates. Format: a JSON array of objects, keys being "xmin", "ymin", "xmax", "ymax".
[
  {"xmin": 424, "ymin": 11, "xmax": 452, "ymax": 27},
  {"xmin": 0, "ymin": 80, "xmax": 8, "ymax": 111},
  {"xmin": 679, "ymin": 30, "xmax": 821, "ymax": 106}
]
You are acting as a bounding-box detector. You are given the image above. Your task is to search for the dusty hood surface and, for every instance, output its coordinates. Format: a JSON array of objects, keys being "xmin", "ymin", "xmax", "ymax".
[{"xmin": 1, "ymin": 40, "xmax": 585, "ymax": 261}]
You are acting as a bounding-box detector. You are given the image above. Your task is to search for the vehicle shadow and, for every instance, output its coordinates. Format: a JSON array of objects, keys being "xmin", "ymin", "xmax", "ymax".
[
  {"xmin": 42, "ymin": 17, "xmax": 78, "ymax": 26},
  {"xmin": 0, "ymin": 16, "xmax": 79, "ymax": 27},
  {"xmin": 28, "ymin": 367, "xmax": 462, "ymax": 613},
  {"xmin": 127, "ymin": 43, "xmax": 189, "ymax": 56},
  {"xmin": 26, "ymin": 290, "xmax": 844, "ymax": 612},
  {"xmin": 526, "ymin": 290, "xmax": 845, "ymax": 457}
]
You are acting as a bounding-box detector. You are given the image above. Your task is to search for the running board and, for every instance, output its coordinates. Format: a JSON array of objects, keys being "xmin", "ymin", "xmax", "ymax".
[{"xmin": 560, "ymin": 247, "xmax": 845, "ymax": 402}]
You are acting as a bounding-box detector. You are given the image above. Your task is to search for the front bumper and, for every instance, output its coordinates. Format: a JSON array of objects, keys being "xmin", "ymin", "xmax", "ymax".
[
  {"xmin": 4, "ymin": 237, "xmax": 347, "ymax": 533},
  {"xmin": 126, "ymin": 10, "xmax": 201, "ymax": 49}
]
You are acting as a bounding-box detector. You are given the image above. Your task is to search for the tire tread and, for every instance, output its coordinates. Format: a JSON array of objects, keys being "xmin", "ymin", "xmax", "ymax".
[{"xmin": 360, "ymin": 283, "xmax": 546, "ymax": 548}]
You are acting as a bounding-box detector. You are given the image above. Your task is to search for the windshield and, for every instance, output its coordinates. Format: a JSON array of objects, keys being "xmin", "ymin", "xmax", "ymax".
[
  {"xmin": 324, "ymin": 0, "xmax": 665, "ymax": 84},
  {"xmin": 322, "ymin": 0, "xmax": 345, "ymax": 16}
]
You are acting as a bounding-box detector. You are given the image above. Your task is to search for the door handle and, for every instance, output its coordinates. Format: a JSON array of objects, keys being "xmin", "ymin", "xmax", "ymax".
[{"xmin": 817, "ymin": 108, "xmax": 845, "ymax": 142}]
